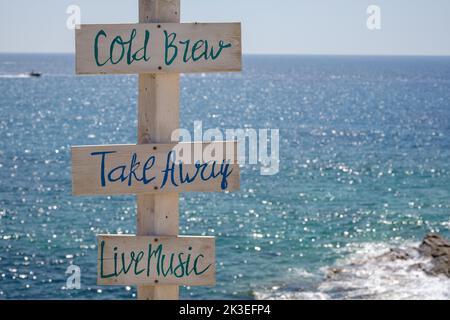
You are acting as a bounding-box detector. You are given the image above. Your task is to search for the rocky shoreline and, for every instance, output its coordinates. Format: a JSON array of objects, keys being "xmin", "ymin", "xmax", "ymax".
[
  {"xmin": 332, "ymin": 233, "xmax": 450, "ymax": 278},
  {"xmin": 327, "ymin": 233, "xmax": 450, "ymax": 279},
  {"xmin": 372, "ymin": 233, "xmax": 450, "ymax": 277},
  {"xmin": 256, "ymin": 233, "xmax": 450, "ymax": 300},
  {"xmin": 407, "ymin": 233, "xmax": 449, "ymax": 277},
  {"xmin": 322, "ymin": 233, "xmax": 450, "ymax": 299}
]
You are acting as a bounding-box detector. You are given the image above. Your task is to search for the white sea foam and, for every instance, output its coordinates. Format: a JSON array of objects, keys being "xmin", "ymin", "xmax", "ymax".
[
  {"xmin": 255, "ymin": 242, "xmax": 450, "ymax": 300},
  {"xmin": 256, "ymin": 290, "xmax": 330, "ymax": 300},
  {"xmin": 0, "ymin": 73, "xmax": 31, "ymax": 78}
]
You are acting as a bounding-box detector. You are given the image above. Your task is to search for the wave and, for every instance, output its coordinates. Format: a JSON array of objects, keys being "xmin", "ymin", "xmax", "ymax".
[
  {"xmin": 0, "ymin": 73, "xmax": 33, "ymax": 78},
  {"xmin": 255, "ymin": 241, "xmax": 450, "ymax": 300}
]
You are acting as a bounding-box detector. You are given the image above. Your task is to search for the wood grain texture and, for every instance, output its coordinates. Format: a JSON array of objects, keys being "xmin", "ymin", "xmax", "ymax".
[
  {"xmin": 97, "ymin": 235, "xmax": 215, "ymax": 286},
  {"xmin": 137, "ymin": 0, "xmax": 180, "ymax": 301},
  {"xmin": 76, "ymin": 22, "xmax": 242, "ymax": 74},
  {"xmin": 71, "ymin": 141, "xmax": 240, "ymax": 196}
]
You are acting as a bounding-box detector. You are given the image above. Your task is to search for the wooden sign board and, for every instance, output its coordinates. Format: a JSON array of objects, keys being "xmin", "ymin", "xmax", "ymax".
[
  {"xmin": 72, "ymin": 141, "xmax": 240, "ymax": 196},
  {"xmin": 98, "ymin": 235, "xmax": 215, "ymax": 286},
  {"xmin": 76, "ymin": 23, "xmax": 241, "ymax": 74}
]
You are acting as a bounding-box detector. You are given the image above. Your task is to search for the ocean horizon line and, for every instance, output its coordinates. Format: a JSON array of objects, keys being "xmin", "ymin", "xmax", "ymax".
[{"xmin": 1, "ymin": 52, "xmax": 450, "ymax": 59}]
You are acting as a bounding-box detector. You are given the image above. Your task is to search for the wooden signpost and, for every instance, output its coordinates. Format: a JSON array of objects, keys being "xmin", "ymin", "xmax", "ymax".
[{"xmin": 72, "ymin": 0, "xmax": 242, "ymax": 300}]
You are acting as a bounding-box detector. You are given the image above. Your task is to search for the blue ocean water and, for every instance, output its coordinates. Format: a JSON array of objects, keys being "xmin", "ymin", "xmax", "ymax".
[{"xmin": 0, "ymin": 54, "xmax": 449, "ymax": 300}]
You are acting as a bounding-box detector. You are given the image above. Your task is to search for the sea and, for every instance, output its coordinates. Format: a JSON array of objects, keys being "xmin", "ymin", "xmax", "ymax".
[{"xmin": 0, "ymin": 54, "xmax": 449, "ymax": 300}]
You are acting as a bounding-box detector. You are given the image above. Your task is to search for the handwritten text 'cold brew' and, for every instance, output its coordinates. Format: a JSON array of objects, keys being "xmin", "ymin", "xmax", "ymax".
[{"xmin": 94, "ymin": 28, "xmax": 232, "ymax": 67}]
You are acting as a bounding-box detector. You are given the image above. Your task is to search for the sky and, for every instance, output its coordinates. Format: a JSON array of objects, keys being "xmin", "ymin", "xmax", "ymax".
[{"xmin": 1, "ymin": 0, "xmax": 450, "ymax": 55}]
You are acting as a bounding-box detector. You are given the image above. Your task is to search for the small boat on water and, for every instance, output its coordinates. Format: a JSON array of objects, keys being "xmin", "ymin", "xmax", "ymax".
[{"xmin": 29, "ymin": 71, "xmax": 42, "ymax": 78}]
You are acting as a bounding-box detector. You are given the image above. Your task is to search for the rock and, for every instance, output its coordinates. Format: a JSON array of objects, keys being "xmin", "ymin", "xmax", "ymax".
[
  {"xmin": 378, "ymin": 247, "xmax": 412, "ymax": 261},
  {"xmin": 418, "ymin": 233, "xmax": 450, "ymax": 277},
  {"xmin": 326, "ymin": 268, "xmax": 344, "ymax": 279}
]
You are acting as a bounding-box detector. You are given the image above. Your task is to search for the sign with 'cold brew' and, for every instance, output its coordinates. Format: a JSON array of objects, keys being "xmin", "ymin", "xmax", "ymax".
[
  {"xmin": 71, "ymin": 141, "xmax": 240, "ymax": 196},
  {"xmin": 76, "ymin": 23, "xmax": 242, "ymax": 74},
  {"xmin": 98, "ymin": 235, "xmax": 215, "ymax": 286}
]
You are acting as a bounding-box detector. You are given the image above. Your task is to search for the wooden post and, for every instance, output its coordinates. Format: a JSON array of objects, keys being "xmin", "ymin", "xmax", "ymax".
[{"xmin": 137, "ymin": 0, "xmax": 180, "ymax": 300}]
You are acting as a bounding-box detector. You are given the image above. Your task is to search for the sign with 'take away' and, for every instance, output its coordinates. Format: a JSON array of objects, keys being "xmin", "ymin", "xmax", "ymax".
[{"xmin": 71, "ymin": 141, "xmax": 240, "ymax": 196}]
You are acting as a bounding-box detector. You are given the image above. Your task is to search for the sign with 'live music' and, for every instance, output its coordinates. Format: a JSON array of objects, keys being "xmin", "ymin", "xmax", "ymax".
[{"xmin": 98, "ymin": 235, "xmax": 215, "ymax": 286}]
